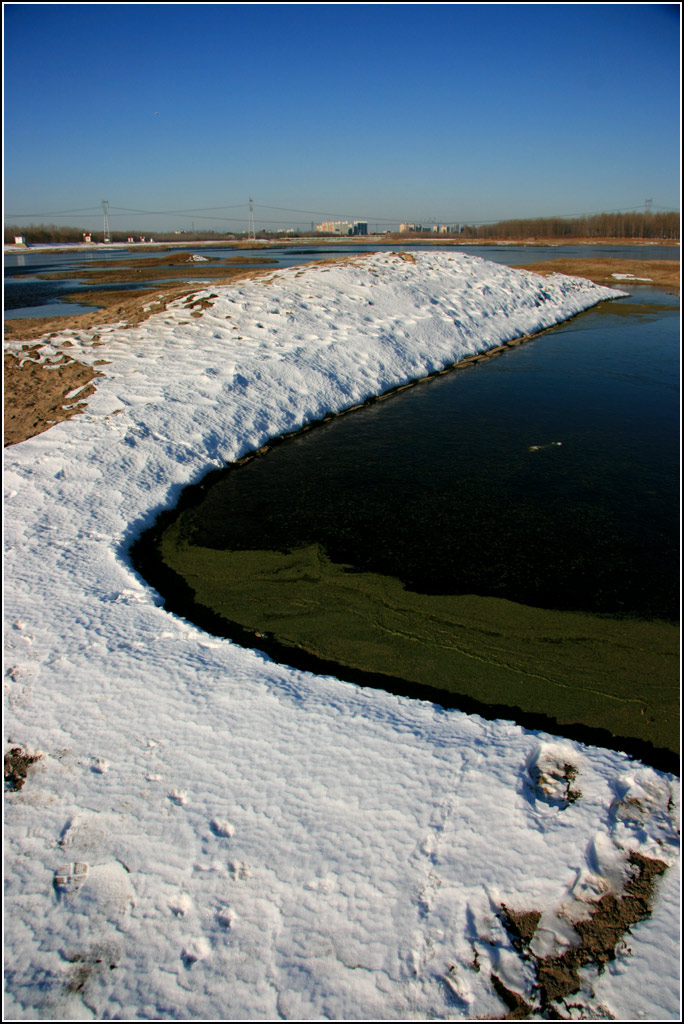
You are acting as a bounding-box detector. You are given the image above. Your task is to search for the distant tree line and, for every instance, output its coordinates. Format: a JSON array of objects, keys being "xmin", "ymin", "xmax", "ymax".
[
  {"xmin": 460, "ymin": 211, "xmax": 679, "ymax": 240},
  {"xmin": 5, "ymin": 211, "xmax": 680, "ymax": 244}
]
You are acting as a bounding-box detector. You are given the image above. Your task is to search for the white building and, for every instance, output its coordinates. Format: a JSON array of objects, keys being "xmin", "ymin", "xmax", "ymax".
[{"xmin": 316, "ymin": 220, "xmax": 367, "ymax": 236}]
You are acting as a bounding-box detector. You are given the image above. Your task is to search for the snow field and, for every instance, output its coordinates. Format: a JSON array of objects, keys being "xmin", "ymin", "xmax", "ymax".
[{"xmin": 3, "ymin": 251, "xmax": 679, "ymax": 1020}]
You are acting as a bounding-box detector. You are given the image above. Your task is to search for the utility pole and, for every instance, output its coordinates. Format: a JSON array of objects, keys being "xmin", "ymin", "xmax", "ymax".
[
  {"xmin": 248, "ymin": 198, "xmax": 255, "ymax": 240},
  {"xmin": 102, "ymin": 199, "xmax": 110, "ymax": 242}
]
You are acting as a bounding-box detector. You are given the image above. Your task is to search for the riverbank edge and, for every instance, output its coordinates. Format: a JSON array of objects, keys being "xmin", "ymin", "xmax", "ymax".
[
  {"xmin": 129, "ymin": 294, "xmax": 679, "ymax": 776},
  {"xmin": 5, "ymin": 235, "xmax": 680, "ymax": 256}
]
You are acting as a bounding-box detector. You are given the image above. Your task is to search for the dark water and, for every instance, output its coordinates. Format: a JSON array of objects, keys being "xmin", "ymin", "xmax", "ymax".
[
  {"xmin": 4, "ymin": 242, "xmax": 679, "ymax": 316},
  {"xmin": 170, "ymin": 289, "xmax": 680, "ymax": 622}
]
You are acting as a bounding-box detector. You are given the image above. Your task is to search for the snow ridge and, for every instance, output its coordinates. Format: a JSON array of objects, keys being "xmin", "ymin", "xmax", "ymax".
[{"xmin": 4, "ymin": 252, "xmax": 678, "ymax": 1020}]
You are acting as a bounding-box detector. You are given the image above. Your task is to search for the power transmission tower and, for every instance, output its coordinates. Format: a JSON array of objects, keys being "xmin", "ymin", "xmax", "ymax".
[
  {"xmin": 102, "ymin": 199, "xmax": 110, "ymax": 242},
  {"xmin": 645, "ymin": 198, "xmax": 653, "ymax": 212},
  {"xmin": 248, "ymin": 198, "xmax": 255, "ymax": 239}
]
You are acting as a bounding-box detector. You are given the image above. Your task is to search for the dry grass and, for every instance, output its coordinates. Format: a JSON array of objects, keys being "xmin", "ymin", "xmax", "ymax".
[
  {"xmin": 36, "ymin": 259, "xmax": 277, "ymax": 286},
  {"xmin": 514, "ymin": 258, "xmax": 679, "ymax": 294}
]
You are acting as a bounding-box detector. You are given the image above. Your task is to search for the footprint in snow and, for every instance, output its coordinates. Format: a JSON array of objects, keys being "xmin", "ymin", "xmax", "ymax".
[
  {"xmin": 210, "ymin": 818, "xmax": 233, "ymax": 838},
  {"xmin": 181, "ymin": 936, "xmax": 211, "ymax": 968},
  {"xmin": 525, "ymin": 743, "xmax": 582, "ymax": 811},
  {"xmin": 216, "ymin": 906, "xmax": 238, "ymax": 929},
  {"xmin": 169, "ymin": 891, "xmax": 193, "ymax": 917},
  {"xmin": 54, "ymin": 861, "xmax": 89, "ymax": 896},
  {"xmin": 228, "ymin": 860, "xmax": 250, "ymax": 880},
  {"xmin": 55, "ymin": 860, "xmax": 135, "ymax": 920}
]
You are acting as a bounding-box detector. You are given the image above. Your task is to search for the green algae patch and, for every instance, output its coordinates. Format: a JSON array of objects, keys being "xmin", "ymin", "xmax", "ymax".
[{"xmin": 158, "ymin": 523, "xmax": 679, "ymax": 756}]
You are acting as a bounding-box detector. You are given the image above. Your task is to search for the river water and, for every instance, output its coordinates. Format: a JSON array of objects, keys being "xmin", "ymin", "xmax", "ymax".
[
  {"xmin": 166, "ymin": 290, "xmax": 679, "ymax": 621},
  {"xmin": 134, "ymin": 283, "xmax": 680, "ymax": 765},
  {"xmin": 3, "ymin": 241, "xmax": 678, "ymax": 317}
]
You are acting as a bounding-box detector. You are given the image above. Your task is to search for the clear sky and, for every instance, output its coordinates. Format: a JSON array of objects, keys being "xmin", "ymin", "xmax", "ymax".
[{"xmin": 3, "ymin": 2, "xmax": 681, "ymax": 233}]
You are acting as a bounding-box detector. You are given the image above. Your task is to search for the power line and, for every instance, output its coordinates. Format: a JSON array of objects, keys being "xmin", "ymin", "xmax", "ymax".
[
  {"xmin": 4, "ymin": 207, "xmax": 103, "ymax": 218},
  {"xmin": 107, "ymin": 203, "xmax": 247, "ymax": 214},
  {"xmin": 5, "ymin": 200, "xmax": 678, "ymax": 227},
  {"xmin": 253, "ymin": 201, "xmax": 678, "ymax": 225},
  {"xmin": 106, "ymin": 211, "xmax": 247, "ymax": 223}
]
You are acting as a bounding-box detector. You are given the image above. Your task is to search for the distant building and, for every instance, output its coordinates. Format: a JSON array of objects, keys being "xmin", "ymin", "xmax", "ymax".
[
  {"xmin": 14, "ymin": 235, "xmax": 27, "ymax": 246},
  {"xmin": 400, "ymin": 223, "xmax": 454, "ymax": 234},
  {"xmin": 316, "ymin": 219, "xmax": 368, "ymax": 236},
  {"xmin": 83, "ymin": 232, "xmax": 92, "ymax": 243}
]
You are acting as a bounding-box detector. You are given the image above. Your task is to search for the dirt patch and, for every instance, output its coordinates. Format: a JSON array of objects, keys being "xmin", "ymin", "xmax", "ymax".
[
  {"xmin": 34, "ymin": 254, "xmax": 277, "ymax": 286},
  {"xmin": 4, "ymin": 746, "xmax": 41, "ymax": 790},
  {"xmin": 3, "ymin": 283, "xmax": 194, "ymax": 345},
  {"xmin": 498, "ymin": 852, "xmax": 669, "ymax": 1017},
  {"xmin": 4, "ymin": 349, "xmax": 104, "ymax": 446},
  {"xmin": 515, "ymin": 258, "xmax": 679, "ymax": 295},
  {"xmin": 36, "ymin": 262, "xmax": 276, "ymax": 287}
]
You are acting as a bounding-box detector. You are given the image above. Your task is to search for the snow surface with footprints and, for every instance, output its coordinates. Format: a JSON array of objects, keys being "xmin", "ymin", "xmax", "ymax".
[{"xmin": 3, "ymin": 251, "xmax": 679, "ymax": 1020}]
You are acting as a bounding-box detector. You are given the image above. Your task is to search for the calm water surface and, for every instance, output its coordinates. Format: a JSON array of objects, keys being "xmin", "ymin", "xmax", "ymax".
[
  {"xmin": 4, "ymin": 242, "xmax": 679, "ymax": 317},
  {"xmin": 170, "ymin": 289, "xmax": 679, "ymax": 621},
  {"xmin": 134, "ymin": 286, "xmax": 680, "ymax": 763}
]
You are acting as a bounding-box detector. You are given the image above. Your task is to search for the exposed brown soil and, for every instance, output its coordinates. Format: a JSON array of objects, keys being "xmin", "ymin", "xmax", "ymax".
[
  {"xmin": 491, "ymin": 974, "xmax": 534, "ymax": 1019},
  {"xmin": 4, "ymin": 746, "xmax": 41, "ymax": 790},
  {"xmin": 3, "ymin": 348, "xmax": 104, "ymax": 446},
  {"xmin": 36, "ymin": 257, "xmax": 277, "ymax": 286},
  {"xmin": 514, "ymin": 258, "xmax": 680, "ymax": 295},
  {"xmin": 498, "ymin": 852, "xmax": 669, "ymax": 1017}
]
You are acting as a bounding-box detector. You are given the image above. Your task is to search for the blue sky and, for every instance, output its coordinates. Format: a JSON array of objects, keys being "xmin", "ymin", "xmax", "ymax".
[{"xmin": 3, "ymin": 3, "xmax": 681, "ymax": 233}]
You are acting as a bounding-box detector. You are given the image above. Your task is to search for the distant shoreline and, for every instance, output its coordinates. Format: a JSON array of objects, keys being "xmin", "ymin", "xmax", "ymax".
[{"xmin": 4, "ymin": 234, "xmax": 680, "ymax": 256}]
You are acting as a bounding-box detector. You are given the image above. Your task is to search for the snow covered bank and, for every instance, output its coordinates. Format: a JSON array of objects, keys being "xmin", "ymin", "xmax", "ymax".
[{"xmin": 4, "ymin": 252, "xmax": 679, "ymax": 1020}]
